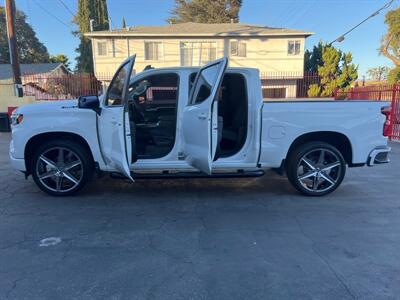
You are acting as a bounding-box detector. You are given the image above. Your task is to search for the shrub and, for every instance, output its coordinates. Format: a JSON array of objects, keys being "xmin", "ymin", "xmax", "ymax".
[{"xmin": 307, "ymin": 84, "xmax": 321, "ymax": 97}]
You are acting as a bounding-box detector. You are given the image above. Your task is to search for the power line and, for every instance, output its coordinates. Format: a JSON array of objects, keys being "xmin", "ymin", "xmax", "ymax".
[
  {"xmin": 31, "ymin": 0, "xmax": 71, "ymax": 29},
  {"xmin": 57, "ymin": 0, "xmax": 75, "ymax": 17},
  {"xmin": 288, "ymin": 1, "xmax": 314, "ymax": 28},
  {"xmin": 329, "ymin": 0, "xmax": 396, "ymax": 45},
  {"xmin": 25, "ymin": 0, "xmax": 34, "ymax": 27}
]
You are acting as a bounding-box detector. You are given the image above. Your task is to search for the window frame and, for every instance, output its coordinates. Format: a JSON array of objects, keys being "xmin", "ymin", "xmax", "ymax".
[
  {"xmin": 189, "ymin": 60, "xmax": 224, "ymax": 106},
  {"xmin": 144, "ymin": 41, "xmax": 164, "ymax": 61},
  {"xmin": 287, "ymin": 40, "xmax": 301, "ymax": 55},
  {"xmin": 180, "ymin": 41, "xmax": 218, "ymax": 66},
  {"xmin": 97, "ymin": 41, "xmax": 108, "ymax": 56},
  {"xmin": 104, "ymin": 60, "xmax": 133, "ymax": 107},
  {"xmin": 230, "ymin": 40, "xmax": 247, "ymax": 57}
]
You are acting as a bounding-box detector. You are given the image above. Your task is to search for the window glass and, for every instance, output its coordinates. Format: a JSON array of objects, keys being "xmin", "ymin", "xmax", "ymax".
[
  {"xmin": 238, "ymin": 42, "xmax": 247, "ymax": 57},
  {"xmin": 145, "ymin": 42, "xmax": 162, "ymax": 60},
  {"xmin": 181, "ymin": 42, "xmax": 217, "ymax": 66},
  {"xmin": 191, "ymin": 63, "xmax": 221, "ymax": 104},
  {"xmin": 230, "ymin": 41, "xmax": 246, "ymax": 57},
  {"xmin": 182, "ymin": 47, "xmax": 193, "ymax": 66},
  {"xmin": 189, "ymin": 72, "xmax": 198, "ymax": 95},
  {"xmin": 230, "ymin": 41, "xmax": 238, "ymax": 56},
  {"xmin": 105, "ymin": 62, "xmax": 130, "ymax": 106},
  {"xmin": 288, "ymin": 41, "xmax": 294, "ymax": 55},
  {"xmin": 288, "ymin": 40, "xmax": 301, "ymax": 55},
  {"xmin": 97, "ymin": 42, "xmax": 107, "ymax": 56},
  {"xmin": 295, "ymin": 41, "xmax": 301, "ymax": 55}
]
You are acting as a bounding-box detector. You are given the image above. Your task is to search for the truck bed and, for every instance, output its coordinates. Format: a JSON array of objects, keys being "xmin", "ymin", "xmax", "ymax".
[{"xmin": 258, "ymin": 100, "xmax": 389, "ymax": 168}]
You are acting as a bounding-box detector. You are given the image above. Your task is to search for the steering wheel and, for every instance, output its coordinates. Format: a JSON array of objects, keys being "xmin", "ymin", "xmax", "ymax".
[
  {"xmin": 132, "ymin": 80, "xmax": 150, "ymax": 96},
  {"xmin": 129, "ymin": 80, "xmax": 150, "ymax": 122}
]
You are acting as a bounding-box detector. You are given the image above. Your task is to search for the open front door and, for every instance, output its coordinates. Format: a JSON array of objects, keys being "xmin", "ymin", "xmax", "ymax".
[
  {"xmin": 181, "ymin": 57, "xmax": 228, "ymax": 174},
  {"xmin": 97, "ymin": 55, "xmax": 136, "ymax": 180}
]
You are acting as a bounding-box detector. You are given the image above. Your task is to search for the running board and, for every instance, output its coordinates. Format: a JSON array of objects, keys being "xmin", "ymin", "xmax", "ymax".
[{"xmin": 110, "ymin": 170, "xmax": 265, "ymax": 180}]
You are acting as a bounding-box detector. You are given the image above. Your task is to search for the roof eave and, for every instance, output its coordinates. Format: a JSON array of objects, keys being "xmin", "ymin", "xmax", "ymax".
[{"xmin": 84, "ymin": 32, "xmax": 314, "ymax": 38}]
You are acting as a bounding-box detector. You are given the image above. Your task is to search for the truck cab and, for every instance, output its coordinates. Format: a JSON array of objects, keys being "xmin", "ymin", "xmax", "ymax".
[{"xmin": 96, "ymin": 56, "xmax": 262, "ymax": 178}]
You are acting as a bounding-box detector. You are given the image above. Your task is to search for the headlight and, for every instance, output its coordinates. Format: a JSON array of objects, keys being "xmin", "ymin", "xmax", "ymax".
[{"xmin": 10, "ymin": 112, "xmax": 24, "ymax": 125}]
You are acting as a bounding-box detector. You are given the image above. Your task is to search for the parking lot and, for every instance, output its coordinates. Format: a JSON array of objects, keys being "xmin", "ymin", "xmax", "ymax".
[{"xmin": 0, "ymin": 132, "xmax": 400, "ymax": 299}]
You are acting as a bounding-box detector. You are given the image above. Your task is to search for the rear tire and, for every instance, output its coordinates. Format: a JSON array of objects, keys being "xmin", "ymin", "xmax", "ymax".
[
  {"xmin": 286, "ymin": 142, "xmax": 346, "ymax": 196},
  {"xmin": 31, "ymin": 139, "xmax": 93, "ymax": 196}
]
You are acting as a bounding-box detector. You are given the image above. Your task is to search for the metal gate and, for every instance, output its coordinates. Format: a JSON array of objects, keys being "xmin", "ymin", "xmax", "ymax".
[{"xmin": 335, "ymin": 85, "xmax": 400, "ymax": 140}]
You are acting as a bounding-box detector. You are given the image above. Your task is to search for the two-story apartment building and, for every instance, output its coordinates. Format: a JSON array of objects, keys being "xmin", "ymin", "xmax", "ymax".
[{"xmin": 85, "ymin": 22, "xmax": 313, "ymax": 97}]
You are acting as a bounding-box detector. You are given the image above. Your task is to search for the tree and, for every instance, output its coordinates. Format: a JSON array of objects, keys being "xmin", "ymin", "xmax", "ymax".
[
  {"xmin": 122, "ymin": 17, "xmax": 126, "ymax": 29},
  {"xmin": 367, "ymin": 66, "xmax": 390, "ymax": 81},
  {"xmin": 307, "ymin": 44, "xmax": 358, "ymax": 97},
  {"xmin": 388, "ymin": 66, "xmax": 400, "ymax": 84},
  {"xmin": 75, "ymin": 0, "xmax": 109, "ymax": 73},
  {"xmin": 380, "ymin": 7, "xmax": 400, "ymax": 66},
  {"xmin": 0, "ymin": 6, "xmax": 49, "ymax": 64},
  {"xmin": 379, "ymin": 7, "xmax": 400, "ymax": 84},
  {"xmin": 49, "ymin": 54, "xmax": 71, "ymax": 70},
  {"xmin": 167, "ymin": 0, "xmax": 242, "ymax": 24},
  {"xmin": 304, "ymin": 41, "xmax": 324, "ymax": 72}
]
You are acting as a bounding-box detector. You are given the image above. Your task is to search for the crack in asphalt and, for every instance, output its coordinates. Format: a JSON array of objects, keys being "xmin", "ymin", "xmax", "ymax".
[
  {"xmin": 295, "ymin": 216, "xmax": 356, "ymax": 300},
  {"xmin": 4, "ymin": 244, "xmax": 71, "ymax": 299}
]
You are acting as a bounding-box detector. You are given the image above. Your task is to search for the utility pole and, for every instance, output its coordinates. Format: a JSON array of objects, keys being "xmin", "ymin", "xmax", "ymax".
[{"xmin": 5, "ymin": 0, "xmax": 23, "ymax": 97}]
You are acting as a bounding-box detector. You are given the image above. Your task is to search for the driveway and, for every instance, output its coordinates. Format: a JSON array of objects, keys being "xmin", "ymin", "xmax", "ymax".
[{"xmin": 1, "ymin": 132, "xmax": 399, "ymax": 299}]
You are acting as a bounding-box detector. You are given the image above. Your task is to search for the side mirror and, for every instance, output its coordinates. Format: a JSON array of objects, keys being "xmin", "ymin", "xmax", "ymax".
[{"xmin": 78, "ymin": 95, "xmax": 101, "ymax": 115}]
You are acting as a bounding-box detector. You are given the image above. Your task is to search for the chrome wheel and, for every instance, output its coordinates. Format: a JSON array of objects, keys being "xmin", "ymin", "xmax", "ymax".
[
  {"xmin": 297, "ymin": 148, "xmax": 342, "ymax": 193},
  {"xmin": 36, "ymin": 147, "xmax": 83, "ymax": 193}
]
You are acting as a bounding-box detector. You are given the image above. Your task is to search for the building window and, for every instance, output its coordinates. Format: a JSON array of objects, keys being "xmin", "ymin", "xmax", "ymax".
[
  {"xmin": 144, "ymin": 42, "xmax": 163, "ymax": 61},
  {"xmin": 230, "ymin": 41, "xmax": 246, "ymax": 57},
  {"xmin": 262, "ymin": 87, "xmax": 286, "ymax": 98},
  {"xmin": 288, "ymin": 40, "xmax": 301, "ymax": 55},
  {"xmin": 97, "ymin": 41, "xmax": 107, "ymax": 56},
  {"xmin": 180, "ymin": 42, "xmax": 217, "ymax": 66}
]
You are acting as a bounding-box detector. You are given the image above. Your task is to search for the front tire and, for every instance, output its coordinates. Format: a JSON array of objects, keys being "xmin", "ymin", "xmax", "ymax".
[
  {"xmin": 286, "ymin": 142, "xmax": 346, "ymax": 196},
  {"xmin": 31, "ymin": 139, "xmax": 93, "ymax": 196}
]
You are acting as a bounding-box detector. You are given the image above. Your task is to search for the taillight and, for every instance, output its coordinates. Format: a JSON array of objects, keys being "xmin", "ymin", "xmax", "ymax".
[{"xmin": 381, "ymin": 105, "xmax": 392, "ymax": 137}]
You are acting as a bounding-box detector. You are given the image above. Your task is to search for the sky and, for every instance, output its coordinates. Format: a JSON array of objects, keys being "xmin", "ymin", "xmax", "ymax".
[{"xmin": 1, "ymin": 0, "xmax": 398, "ymax": 77}]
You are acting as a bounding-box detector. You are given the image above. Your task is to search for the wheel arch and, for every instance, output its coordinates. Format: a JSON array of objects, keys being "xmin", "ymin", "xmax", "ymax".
[
  {"xmin": 24, "ymin": 131, "xmax": 95, "ymax": 175},
  {"xmin": 285, "ymin": 131, "xmax": 354, "ymax": 166}
]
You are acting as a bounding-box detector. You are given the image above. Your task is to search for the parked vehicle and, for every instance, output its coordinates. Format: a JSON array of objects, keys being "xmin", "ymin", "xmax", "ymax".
[{"xmin": 9, "ymin": 56, "xmax": 391, "ymax": 196}]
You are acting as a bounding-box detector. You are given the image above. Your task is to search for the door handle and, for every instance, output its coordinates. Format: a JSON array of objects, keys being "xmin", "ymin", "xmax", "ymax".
[{"xmin": 198, "ymin": 114, "xmax": 207, "ymax": 120}]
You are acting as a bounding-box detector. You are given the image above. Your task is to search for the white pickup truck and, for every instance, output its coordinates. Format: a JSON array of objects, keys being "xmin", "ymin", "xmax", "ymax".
[{"xmin": 9, "ymin": 56, "xmax": 391, "ymax": 196}]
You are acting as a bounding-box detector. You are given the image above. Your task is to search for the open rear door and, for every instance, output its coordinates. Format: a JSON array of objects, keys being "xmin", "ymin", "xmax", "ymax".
[
  {"xmin": 97, "ymin": 55, "xmax": 136, "ymax": 180},
  {"xmin": 181, "ymin": 57, "xmax": 228, "ymax": 174}
]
